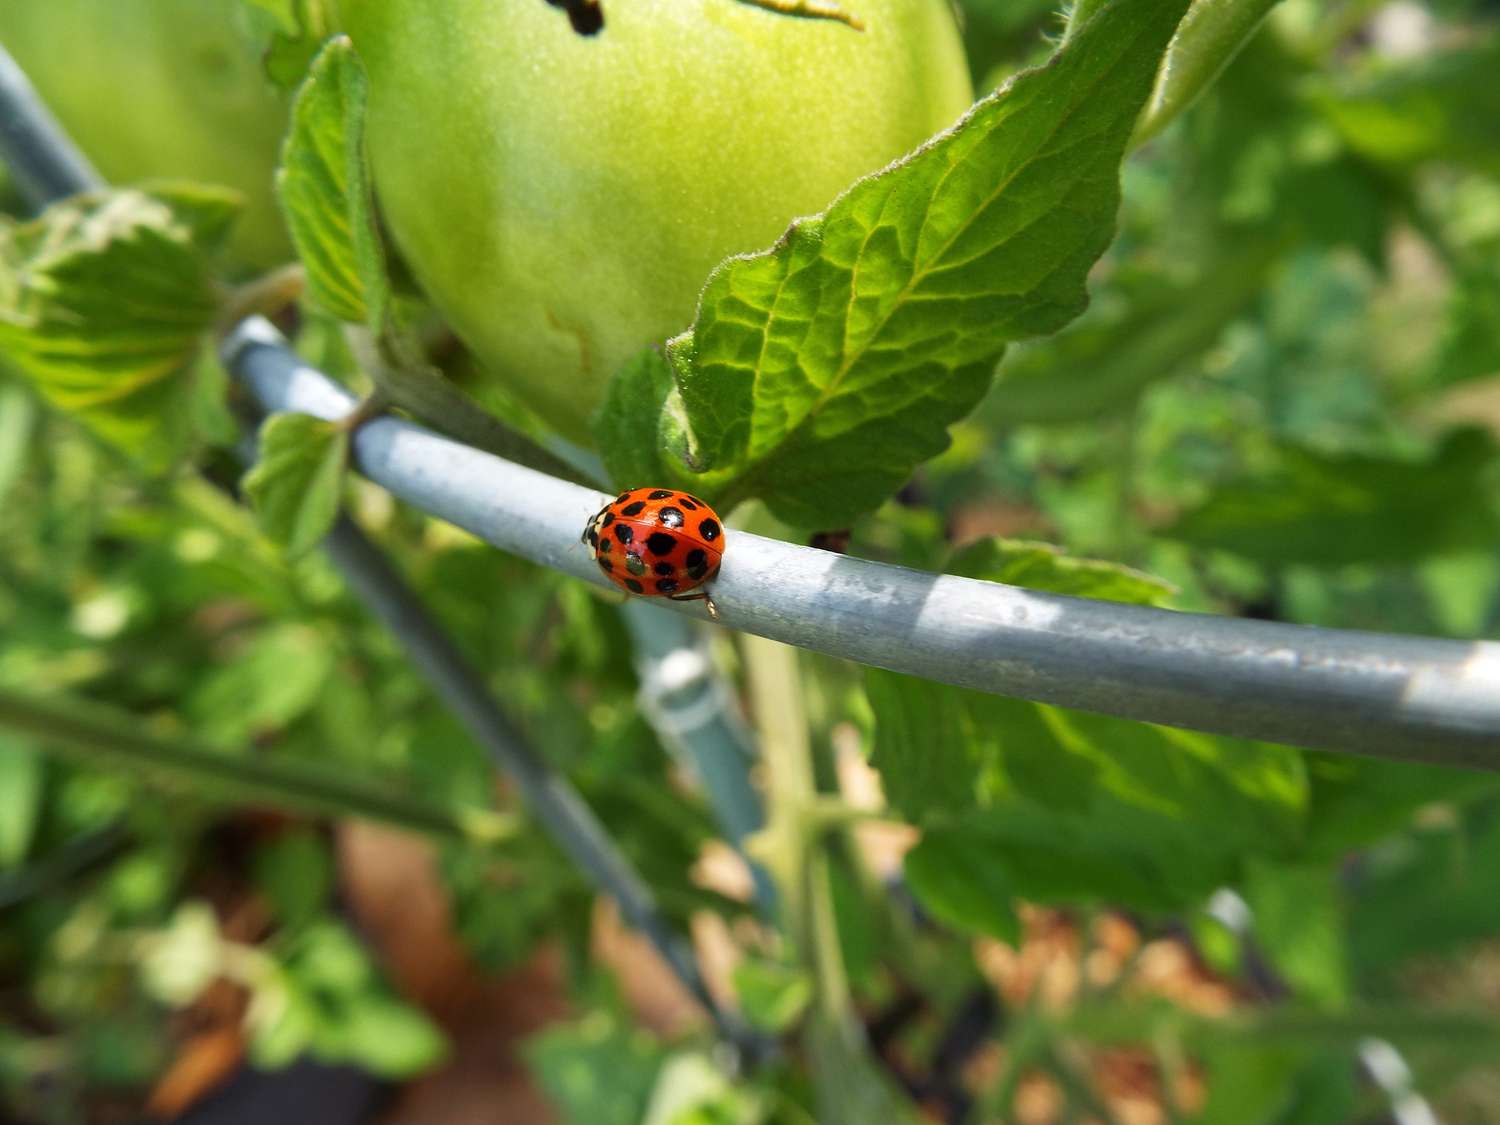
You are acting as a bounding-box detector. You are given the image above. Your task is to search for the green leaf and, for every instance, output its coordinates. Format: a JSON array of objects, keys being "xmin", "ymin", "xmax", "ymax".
[
  {"xmin": 591, "ymin": 348, "xmax": 683, "ymax": 489},
  {"xmin": 1349, "ymin": 818, "xmax": 1500, "ymax": 976},
  {"xmin": 989, "ymin": 248, "xmax": 1272, "ymax": 426},
  {"xmin": 1300, "ymin": 751, "xmax": 1497, "ymax": 861},
  {"xmin": 1194, "ymin": 1046, "xmax": 1355, "ymax": 1125},
  {"xmin": 662, "ymin": 0, "xmax": 1191, "ymax": 527},
  {"xmin": 864, "ymin": 669, "xmax": 978, "ymax": 823},
  {"xmin": 947, "ymin": 537, "xmax": 1176, "ymax": 606},
  {"xmin": 868, "ymin": 681, "xmax": 1307, "ymax": 911},
  {"xmin": 526, "ymin": 1012, "xmax": 664, "ymax": 1125},
  {"xmin": 246, "ymin": 971, "xmax": 322, "ymax": 1069},
  {"xmin": 0, "ymin": 186, "xmax": 240, "ymax": 470},
  {"xmin": 1427, "ymin": 265, "xmax": 1500, "ymax": 390},
  {"xmin": 1310, "ymin": 33, "xmax": 1500, "ymax": 177},
  {"xmin": 0, "ymin": 385, "xmax": 38, "ymax": 511},
  {"xmin": 1242, "ymin": 859, "xmax": 1347, "ymax": 1007},
  {"xmin": 332, "ymin": 993, "xmax": 447, "ymax": 1078},
  {"xmin": 0, "ymin": 734, "xmax": 44, "ymax": 869},
  {"xmin": 904, "ymin": 828, "xmax": 1020, "ymax": 944},
  {"xmin": 1161, "ymin": 428, "xmax": 1500, "ymax": 566},
  {"xmin": 731, "ymin": 958, "xmax": 813, "ymax": 1033},
  {"xmin": 186, "ymin": 622, "xmax": 336, "ymax": 744},
  {"xmin": 276, "ymin": 36, "xmax": 389, "ymax": 329},
  {"xmin": 253, "ymin": 829, "xmax": 333, "ymax": 932},
  {"xmin": 243, "ymin": 411, "xmax": 348, "ymax": 557},
  {"xmin": 242, "ymin": 0, "xmax": 340, "ymax": 89},
  {"xmin": 865, "ymin": 539, "xmax": 1306, "ymax": 912},
  {"xmin": 641, "ymin": 1050, "xmax": 760, "ymax": 1125}
]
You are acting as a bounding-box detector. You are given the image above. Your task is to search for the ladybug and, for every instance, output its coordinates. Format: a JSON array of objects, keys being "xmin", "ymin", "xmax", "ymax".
[{"xmin": 582, "ymin": 487, "xmax": 724, "ymax": 619}]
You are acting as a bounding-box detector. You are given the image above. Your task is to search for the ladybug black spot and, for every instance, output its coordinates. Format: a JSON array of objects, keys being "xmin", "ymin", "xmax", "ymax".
[
  {"xmin": 648, "ymin": 489, "xmax": 672, "ymax": 500},
  {"xmin": 625, "ymin": 553, "xmax": 647, "ymax": 576},
  {"xmin": 620, "ymin": 501, "xmax": 646, "ymax": 517},
  {"xmin": 624, "ymin": 578, "xmax": 644, "ymax": 594},
  {"xmin": 699, "ymin": 518, "xmax": 721, "ymax": 542},
  {"xmin": 679, "ymin": 498, "xmax": 699, "ymax": 511},
  {"xmin": 685, "ymin": 548, "xmax": 708, "ymax": 579},
  {"xmin": 600, "ymin": 538, "xmax": 612, "ymax": 553},
  {"xmin": 657, "ymin": 506, "xmax": 684, "ymax": 529},
  {"xmin": 616, "ymin": 491, "xmax": 633, "ymax": 504},
  {"xmin": 654, "ymin": 561, "xmax": 675, "ymax": 576},
  {"xmin": 656, "ymin": 578, "xmax": 680, "ymax": 594},
  {"xmin": 601, "ymin": 512, "xmax": 615, "ymax": 529},
  {"xmin": 614, "ymin": 524, "xmax": 633, "ymax": 544},
  {"xmin": 646, "ymin": 532, "xmax": 677, "ymax": 556},
  {"xmin": 598, "ymin": 558, "xmax": 613, "ymax": 572},
  {"xmin": 587, "ymin": 529, "xmax": 598, "ymax": 546}
]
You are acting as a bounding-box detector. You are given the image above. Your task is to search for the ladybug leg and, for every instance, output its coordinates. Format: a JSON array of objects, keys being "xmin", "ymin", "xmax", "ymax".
[{"xmin": 669, "ymin": 588, "xmax": 719, "ymax": 621}]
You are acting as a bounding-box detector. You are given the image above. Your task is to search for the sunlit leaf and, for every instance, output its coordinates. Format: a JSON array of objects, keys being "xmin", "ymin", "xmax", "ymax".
[
  {"xmin": 242, "ymin": 411, "xmax": 348, "ymax": 558},
  {"xmin": 650, "ymin": 0, "xmax": 1192, "ymax": 526},
  {"xmin": 0, "ymin": 185, "xmax": 240, "ymax": 470},
  {"xmin": 277, "ymin": 36, "xmax": 388, "ymax": 329}
]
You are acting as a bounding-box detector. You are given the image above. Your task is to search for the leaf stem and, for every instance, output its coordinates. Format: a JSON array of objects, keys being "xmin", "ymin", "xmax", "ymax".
[
  {"xmin": 345, "ymin": 325, "xmax": 600, "ymax": 488},
  {"xmin": 0, "ymin": 686, "xmax": 515, "ymax": 846},
  {"xmin": 216, "ymin": 264, "xmax": 307, "ymax": 333}
]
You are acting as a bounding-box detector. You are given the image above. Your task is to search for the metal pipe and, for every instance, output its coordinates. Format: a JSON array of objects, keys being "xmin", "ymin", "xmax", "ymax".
[{"xmin": 224, "ymin": 318, "xmax": 1500, "ymax": 769}]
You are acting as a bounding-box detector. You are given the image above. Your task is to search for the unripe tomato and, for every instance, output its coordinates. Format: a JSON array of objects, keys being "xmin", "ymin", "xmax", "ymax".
[
  {"xmin": 0, "ymin": 0, "xmax": 292, "ymax": 270},
  {"xmin": 339, "ymin": 0, "xmax": 972, "ymax": 442}
]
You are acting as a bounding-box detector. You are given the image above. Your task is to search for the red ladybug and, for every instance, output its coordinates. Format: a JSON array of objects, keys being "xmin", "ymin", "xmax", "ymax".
[{"xmin": 581, "ymin": 488, "xmax": 725, "ymax": 618}]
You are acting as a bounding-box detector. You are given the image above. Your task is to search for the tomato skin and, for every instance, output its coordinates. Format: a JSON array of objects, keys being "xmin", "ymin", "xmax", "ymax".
[
  {"xmin": 0, "ymin": 0, "xmax": 292, "ymax": 270},
  {"xmin": 339, "ymin": 0, "xmax": 973, "ymax": 442}
]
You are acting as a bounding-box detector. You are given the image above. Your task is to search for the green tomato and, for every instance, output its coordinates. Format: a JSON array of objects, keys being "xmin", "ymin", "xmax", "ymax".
[
  {"xmin": 340, "ymin": 0, "xmax": 972, "ymax": 442},
  {"xmin": 0, "ymin": 0, "xmax": 292, "ymax": 270}
]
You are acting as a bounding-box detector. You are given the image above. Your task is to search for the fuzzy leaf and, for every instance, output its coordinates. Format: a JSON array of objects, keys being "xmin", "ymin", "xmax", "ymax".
[
  {"xmin": 666, "ymin": 0, "xmax": 1191, "ymax": 527},
  {"xmin": 865, "ymin": 539, "xmax": 1304, "ymax": 912},
  {"xmin": 277, "ymin": 36, "xmax": 388, "ymax": 329},
  {"xmin": 243, "ymin": 412, "xmax": 348, "ymax": 558},
  {"xmin": 0, "ymin": 185, "xmax": 239, "ymax": 470},
  {"xmin": 592, "ymin": 349, "xmax": 678, "ymax": 488}
]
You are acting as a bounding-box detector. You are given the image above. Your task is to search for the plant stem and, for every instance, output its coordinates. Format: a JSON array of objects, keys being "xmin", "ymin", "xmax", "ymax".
[
  {"xmin": 344, "ymin": 325, "xmax": 599, "ymax": 488},
  {"xmin": 0, "ymin": 686, "xmax": 514, "ymax": 845},
  {"xmin": 742, "ymin": 634, "xmax": 907, "ymax": 1121},
  {"xmin": 216, "ymin": 264, "xmax": 306, "ymax": 333}
]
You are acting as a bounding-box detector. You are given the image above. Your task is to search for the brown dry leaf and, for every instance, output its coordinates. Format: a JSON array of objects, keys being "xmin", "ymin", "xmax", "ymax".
[{"xmin": 145, "ymin": 1027, "xmax": 245, "ymax": 1121}]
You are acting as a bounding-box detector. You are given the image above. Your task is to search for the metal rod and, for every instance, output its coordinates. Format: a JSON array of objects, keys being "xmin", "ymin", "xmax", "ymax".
[
  {"xmin": 0, "ymin": 41, "xmax": 97, "ymax": 205},
  {"xmin": 223, "ymin": 318, "xmax": 1500, "ymax": 769}
]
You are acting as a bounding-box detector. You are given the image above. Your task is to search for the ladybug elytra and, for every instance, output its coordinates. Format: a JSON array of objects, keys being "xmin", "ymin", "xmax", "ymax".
[{"xmin": 581, "ymin": 487, "xmax": 724, "ymax": 618}]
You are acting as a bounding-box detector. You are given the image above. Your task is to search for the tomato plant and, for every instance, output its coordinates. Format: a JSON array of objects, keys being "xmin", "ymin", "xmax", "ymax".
[{"xmin": 3, "ymin": 1, "xmax": 1500, "ymax": 1122}]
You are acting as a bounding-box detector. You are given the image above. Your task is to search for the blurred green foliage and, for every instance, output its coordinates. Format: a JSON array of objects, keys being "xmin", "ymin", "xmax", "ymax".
[{"xmin": 3, "ymin": 0, "xmax": 1500, "ymax": 1122}]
